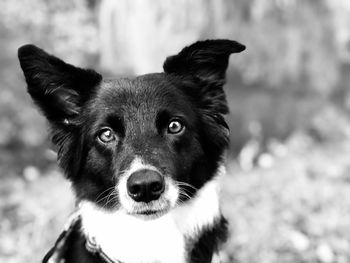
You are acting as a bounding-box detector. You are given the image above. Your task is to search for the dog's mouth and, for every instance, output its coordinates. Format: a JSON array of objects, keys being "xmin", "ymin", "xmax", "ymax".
[
  {"xmin": 138, "ymin": 210, "xmax": 158, "ymax": 215},
  {"xmin": 125, "ymin": 200, "xmax": 172, "ymax": 219},
  {"xmin": 130, "ymin": 208, "xmax": 169, "ymax": 219}
]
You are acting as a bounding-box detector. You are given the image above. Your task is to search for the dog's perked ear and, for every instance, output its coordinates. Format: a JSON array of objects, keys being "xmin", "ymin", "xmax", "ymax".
[
  {"xmin": 163, "ymin": 39, "xmax": 245, "ymax": 116},
  {"xmin": 18, "ymin": 44, "xmax": 102, "ymax": 125},
  {"xmin": 163, "ymin": 39, "xmax": 245, "ymax": 87},
  {"xmin": 164, "ymin": 40, "xmax": 245, "ymax": 159}
]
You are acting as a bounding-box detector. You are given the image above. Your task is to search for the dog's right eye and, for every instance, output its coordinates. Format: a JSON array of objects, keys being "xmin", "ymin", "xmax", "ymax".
[{"xmin": 97, "ymin": 128, "xmax": 116, "ymax": 144}]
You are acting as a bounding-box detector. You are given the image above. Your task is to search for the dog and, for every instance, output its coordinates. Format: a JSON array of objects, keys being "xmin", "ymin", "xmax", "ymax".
[{"xmin": 18, "ymin": 39, "xmax": 245, "ymax": 263}]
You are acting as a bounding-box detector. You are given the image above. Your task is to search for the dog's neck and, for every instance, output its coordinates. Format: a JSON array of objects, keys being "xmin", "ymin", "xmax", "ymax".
[{"xmin": 79, "ymin": 171, "xmax": 224, "ymax": 263}]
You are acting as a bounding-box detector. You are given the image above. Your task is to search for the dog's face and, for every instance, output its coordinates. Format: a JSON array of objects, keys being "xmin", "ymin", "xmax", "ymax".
[
  {"xmin": 80, "ymin": 75, "xmax": 207, "ymax": 217},
  {"xmin": 18, "ymin": 40, "xmax": 245, "ymax": 219}
]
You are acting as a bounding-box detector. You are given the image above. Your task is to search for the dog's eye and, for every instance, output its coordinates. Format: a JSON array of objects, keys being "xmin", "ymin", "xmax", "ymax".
[
  {"xmin": 97, "ymin": 128, "xmax": 116, "ymax": 143},
  {"xmin": 167, "ymin": 119, "xmax": 184, "ymax": 134}
]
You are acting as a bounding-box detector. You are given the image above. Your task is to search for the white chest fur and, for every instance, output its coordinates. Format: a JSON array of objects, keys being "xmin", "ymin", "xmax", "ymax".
[{"xmin": 79, "ymin": 176, "xmax": 222, "ymax": 263}]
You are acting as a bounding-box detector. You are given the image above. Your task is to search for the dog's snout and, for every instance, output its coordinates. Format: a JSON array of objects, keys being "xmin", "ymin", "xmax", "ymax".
[{"xmin": 127, "ymin": 169, "xmax": 165, "ymax": 203}]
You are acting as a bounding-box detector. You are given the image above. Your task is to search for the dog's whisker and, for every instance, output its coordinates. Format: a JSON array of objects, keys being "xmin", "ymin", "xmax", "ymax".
[
  {"xmin": 178, "ymin": 189, "xmax": 192, "ymax": 201},
  {"xmin": 96, "ymin": 194, "xmax": 114, "ymax": 206},
  {"xmin": 103, "ymin": 193, "xmax": 116, "ymax": 208},
  {"xmin": 103, "ymin": 191, "xmax": 119, "ymax": 208},
  {"xmin": 177, "ymin": 184, "xmax": 196, "ymax": 199},
  {"xmin": 98, "ymin": 190, "xmax": 117, "ymax": 209},
  {"xmin": 176, "ymin": 195, "xmax": 188, "ymax": 205},
  {"xmin": 95, "ymin": 186, "xmax": 116, "ymax": 203},
  {"xmin": 179, "ymin": 193, "xmax": 191, "ymax": 201},
  {"xmin": 96, "ymin": 191, "xmax": 117, "ymax": 206},
  {"xmin": 179, "ymin": 186, "xmax": 194, "ymax": 195},
  {"xmin": 176, "ymin": 182, "xmax": 198, "ymax": 191},
  {"xmin": 104, "ymin": 197, "xmax": 118, "ymax": 209}
]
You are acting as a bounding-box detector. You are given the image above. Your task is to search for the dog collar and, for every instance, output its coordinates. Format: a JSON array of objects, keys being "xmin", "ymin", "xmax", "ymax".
[
  {"xmin": 85, "ymin": 234, "xmax": 123, "ymax": 263},
  {"xmin": 43, "ymin": 210, "xmax": 123, "ymax": 263}
]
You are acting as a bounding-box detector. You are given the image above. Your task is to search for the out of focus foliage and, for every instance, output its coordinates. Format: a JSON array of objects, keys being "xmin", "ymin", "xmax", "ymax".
[
  {"xmin": 97, "ymin": 0, "xmax": 346, "ymax": 94},
  {"xmin": 227, "ymin": 0, "xmax": 339, "ymax": 93},
  {"xmin": 0, "ymin": 0, "xmax": 98, "ymax": 63},
  {"xmin": 1, "ymin": 0, "xmax": 350, "ymax": 263}
]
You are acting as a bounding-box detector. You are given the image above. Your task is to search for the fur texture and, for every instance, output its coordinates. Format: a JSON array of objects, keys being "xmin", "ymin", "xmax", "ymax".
[{"xmin": 18, "ymin": 39, "xmax": 245, "ymax": 263}]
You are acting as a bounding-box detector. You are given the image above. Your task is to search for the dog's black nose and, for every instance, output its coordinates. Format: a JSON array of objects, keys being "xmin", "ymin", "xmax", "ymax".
[{"xmin": 127, "ymin": 169, "xmax": 165, "ymax": 203}]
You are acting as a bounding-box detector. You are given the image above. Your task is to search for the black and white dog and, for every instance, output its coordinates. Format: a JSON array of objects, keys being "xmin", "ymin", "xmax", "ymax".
[{"xmin": 18, "ymin": 39, "xmax": 245, "ymax": 263}]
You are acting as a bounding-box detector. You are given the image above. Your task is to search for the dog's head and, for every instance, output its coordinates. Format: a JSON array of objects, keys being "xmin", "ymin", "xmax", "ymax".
[{"xmin": 18, "ymin": 40, "xmax": 245, "ymax": 218}]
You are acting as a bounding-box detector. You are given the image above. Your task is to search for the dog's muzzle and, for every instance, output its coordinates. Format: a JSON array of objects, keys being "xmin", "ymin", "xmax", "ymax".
[{"xmin": 126, "ymin": 169, "xmax": 165, "ymax": 203}]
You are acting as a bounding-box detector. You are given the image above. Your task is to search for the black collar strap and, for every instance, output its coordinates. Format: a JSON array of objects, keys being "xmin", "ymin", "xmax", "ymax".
[{"xmin": 43, "ymin": 211, "xmax": 81, "ymax": 263}]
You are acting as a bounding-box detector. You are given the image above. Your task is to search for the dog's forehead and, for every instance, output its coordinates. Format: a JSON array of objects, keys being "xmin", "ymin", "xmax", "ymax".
[{"xmin": 93, "ymin": 73, "xmax": 193, "ymax": 117}]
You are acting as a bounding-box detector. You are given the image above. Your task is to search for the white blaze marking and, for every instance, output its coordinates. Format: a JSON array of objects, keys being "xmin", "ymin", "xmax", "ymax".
[{"xmin": 117, "ymin": 157, "xmax": 178, "ymax": 213}]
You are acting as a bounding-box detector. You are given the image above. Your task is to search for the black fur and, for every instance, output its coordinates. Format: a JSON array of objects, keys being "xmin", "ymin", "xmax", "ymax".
[
  {"xmin": 18, "ymin": 39, "xmax": 245, "ymax": 263},
  {"xmin": 189, "ymin": 217, "xmax": 228, "ymax": 263}
]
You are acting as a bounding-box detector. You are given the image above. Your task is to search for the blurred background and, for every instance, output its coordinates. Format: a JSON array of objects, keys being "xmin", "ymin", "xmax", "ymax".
[{"xmin": 1, "ymin": 0, "xmax": 350, "ymax": 262}]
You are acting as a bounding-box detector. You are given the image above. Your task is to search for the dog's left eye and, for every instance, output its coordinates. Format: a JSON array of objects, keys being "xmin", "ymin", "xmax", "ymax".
[
  {"xmin": 167, "ymin": 119, "xmax": 184, "ymax": 134},
  {"xmin": 97, "ymin": 128, "xmax": 116, "ymax": 143}
]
